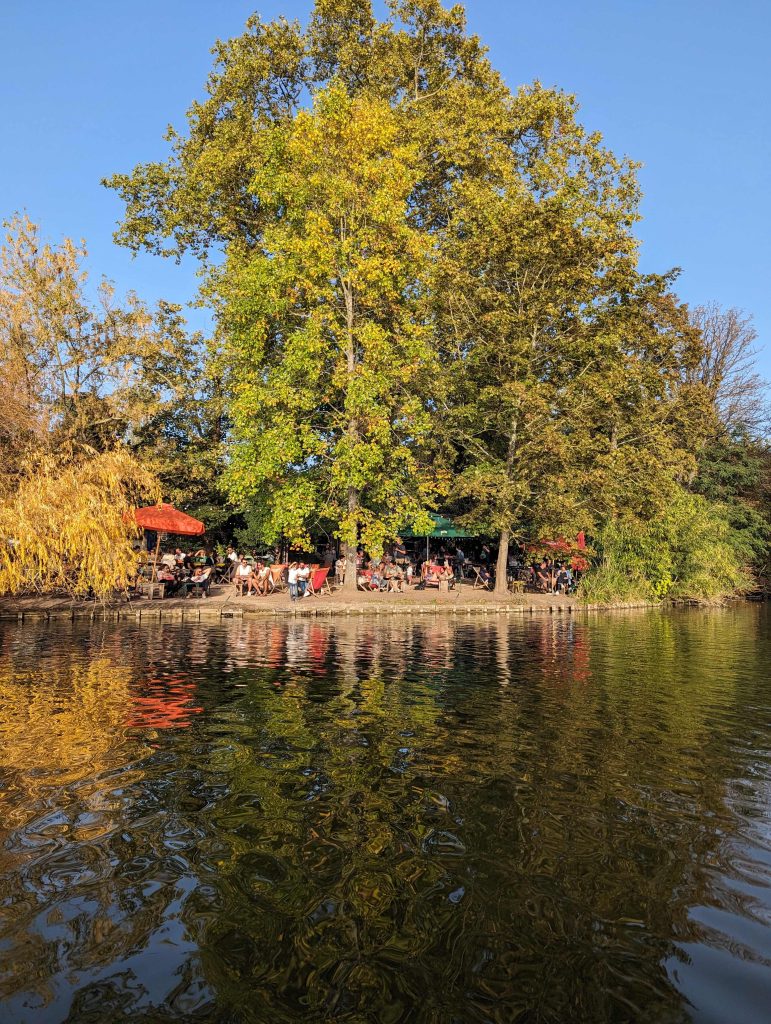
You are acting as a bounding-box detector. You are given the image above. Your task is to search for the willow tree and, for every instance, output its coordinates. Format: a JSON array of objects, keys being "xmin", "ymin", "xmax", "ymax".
[
  {"xmin": 0, "ymin": 217, "xmax": 170, "ymax": 596},
  {"xmin": 0, "ymin": 449, "xmax": 157, "ymax": 600}
]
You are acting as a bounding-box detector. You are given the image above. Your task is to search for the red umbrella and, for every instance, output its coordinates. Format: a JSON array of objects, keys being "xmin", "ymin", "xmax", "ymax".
[
  {"xmin": 133, "ymin": 503, "xmax": 205, "ymax": 536},
  {"xmin": 132, "ymin": 504, "xmax": 205, "ymax": 581}
]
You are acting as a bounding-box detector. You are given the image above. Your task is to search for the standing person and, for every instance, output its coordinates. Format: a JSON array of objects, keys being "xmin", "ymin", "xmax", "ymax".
[
  {"xmin": 297, "ymin": 562, "xmax": 311, "ymax": 597},
  {"xmin": 287, "ymin": 563, "xmax": 300, "ymax": 601},
  {"xmin": 454, "ymin": 544, "xmax": 466, "ymax": 580},
  {"xmin": 393, "ymin": 536, "xmax": 407, "ymax": 565},
  {"xmin": 405, "ymin": 560, "xmax": 414, "ymax": 587},
  {"xmin": 335, "ymin": 554, "xmax": 346, "ymax": 587},
  {"xmin": 226, "ymin": 545, "xmax": 239, "ymax": 578}
]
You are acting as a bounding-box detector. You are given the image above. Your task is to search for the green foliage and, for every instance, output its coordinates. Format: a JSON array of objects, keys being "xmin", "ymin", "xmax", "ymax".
[
  {"xmin": 692, "ymin": 430, "xmax": 771, "ymax": 574},
  {"xmin": 580, "ymin": 489, "xmax": 754, "ymax": 604},
  {"xmin": 104, "ymin": 0, "xmax": 766, "ymax": 601},
  {"xmin": 216, "ymin": 85, "xmax": 438, "ymax": 561}
]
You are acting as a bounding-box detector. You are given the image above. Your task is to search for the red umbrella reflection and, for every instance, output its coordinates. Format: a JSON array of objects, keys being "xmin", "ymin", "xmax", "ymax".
[{"xmin": 127, "ymin": 676, "xmax": 203, "ymax": 730}]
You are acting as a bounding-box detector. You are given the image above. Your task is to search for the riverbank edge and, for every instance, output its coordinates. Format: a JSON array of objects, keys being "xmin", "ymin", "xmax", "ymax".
[{"xmin": 0, "ymin": 592, "xmax": 671, "ymax": 623}]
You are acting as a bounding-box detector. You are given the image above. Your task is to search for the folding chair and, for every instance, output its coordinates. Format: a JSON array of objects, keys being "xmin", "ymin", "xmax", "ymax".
[
  {"xmin": 472, "ymin": 565, "xmax": 492, "ymax": 590},
  {"xmin": 306, "ymin": 566, "xmax": 332, "ymax": 596},
  {"xmin": 267, "ymin": 564, "xmax": 288, "ymax": 594}
]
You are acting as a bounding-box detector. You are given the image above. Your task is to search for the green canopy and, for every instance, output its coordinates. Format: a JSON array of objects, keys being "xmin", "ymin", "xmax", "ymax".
[{"xmin": 400, "ymin": 513, "xmax": 476, "ymax": 540}]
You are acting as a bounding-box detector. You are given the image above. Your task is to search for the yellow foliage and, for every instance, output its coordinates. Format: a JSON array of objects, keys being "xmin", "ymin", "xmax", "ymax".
[
  {"xmin": 0, "ymin": 654, "xmax": 139, "ymax": 827},
  {"xmin": 0, "ymin": 448, "xmax": 159, "ymax": 600}
]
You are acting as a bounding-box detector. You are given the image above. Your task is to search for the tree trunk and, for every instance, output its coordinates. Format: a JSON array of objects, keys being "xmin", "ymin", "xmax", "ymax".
[
  {"xmin": 494, "ymin": 529, "xmax": 510, "ymax": 596},
  {"xmin": 342, "ymin": 485, "xmax": 359, "ymax": 594},
  {"xmin": 341, "ymin": 267, "xmax": 360, "ymax": 596},
  {"xmin": 495, "ymin": 413, "xmax": 518, "ymax": 597}
]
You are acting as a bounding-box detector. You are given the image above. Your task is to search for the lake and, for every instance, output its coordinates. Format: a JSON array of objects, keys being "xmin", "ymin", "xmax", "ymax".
[{"xmin": 0, "ymin": 607, "xmax": 769, "ymax": 1023}]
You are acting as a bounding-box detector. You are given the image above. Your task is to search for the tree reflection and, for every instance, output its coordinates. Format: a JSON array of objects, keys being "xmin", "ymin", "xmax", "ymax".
[{"xmin": 0, "ymin": 608, "xmax": 768, "ymax": 1023}]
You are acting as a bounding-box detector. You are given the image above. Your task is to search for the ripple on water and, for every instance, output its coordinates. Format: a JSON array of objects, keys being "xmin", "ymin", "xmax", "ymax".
[{"xmin": 0, "ymin": 606, "xmax": 769, "ymax": 1023}]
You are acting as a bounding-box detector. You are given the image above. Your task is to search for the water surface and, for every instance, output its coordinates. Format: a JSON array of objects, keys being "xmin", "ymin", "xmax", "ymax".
[{"xmin": 0, "ymin": 607, "xmax": 769, "ymax": 1023}]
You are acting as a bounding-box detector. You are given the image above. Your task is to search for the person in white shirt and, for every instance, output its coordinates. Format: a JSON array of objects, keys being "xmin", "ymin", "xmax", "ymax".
[
  {"xmin": 287, "ymin": 563, "xmax": 300, "ymax": 601},
  {"xmin": 296, "ymin": 562, "xmax": 311, "ymax": 597},
  {"xmin": 225, "ymin": 546, "xmax": 238, "ymax": 578},
  {"xmin": 335, "ymin": 556, "xmax": 346, "ymax": 585},
  {"xmin": 234, "ymin": 557, "xmax": 254, "ymax": 596}
]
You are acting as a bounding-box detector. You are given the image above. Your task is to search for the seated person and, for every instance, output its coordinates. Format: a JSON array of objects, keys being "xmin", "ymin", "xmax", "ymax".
[
  {"xmin": 556, "ymin": 565, "xmax": 573, "ymax": 593},
  {"xmin": 478, "ymin": 564, "xmax": 492, "ymax": 587},
  {"xmin": 253, "ymin": 561, "xmax": 271, "ymax": 595},
  {"xmin": 438, "ymin": 562, "xmax": 455, "ymax": 587},
  {"xmin": 157, "ymin": 564, "xmax": 183, "ymax": 596},
  {"xmin": 186, "ymin": 565, "xmax": 212, "ymax": 597},
  {"xmin": 160, "ymin": 551, "xmax": 177, "ymax": 569},
  {"xmin": 234, "ymin": 557, "xmax": 254, "ymax": 595},
  {"xmin": 536, "ymin": 561, "xmax": 550, "ymax": 592},
  {"xmin": 421, "ymin": 558, "xmax": 443, "ymax": 587},
  {"xmin": 384, "ymin": 563, "xmax": 405, "ymax": 592},
  {"xmin": 370, "ymin": 560, "xmax": 389, "ymax": 590}
]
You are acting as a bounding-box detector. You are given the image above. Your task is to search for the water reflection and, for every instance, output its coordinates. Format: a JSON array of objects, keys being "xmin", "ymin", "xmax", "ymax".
[{"xmin": 0, "ymin": 608, "xmax": 769, "ymax": 1023}]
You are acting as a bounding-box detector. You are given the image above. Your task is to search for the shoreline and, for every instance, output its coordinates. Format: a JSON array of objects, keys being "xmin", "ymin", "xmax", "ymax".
[{"xmin": 0, "ymin": 587, "xmax": 670, "ymax": 623}]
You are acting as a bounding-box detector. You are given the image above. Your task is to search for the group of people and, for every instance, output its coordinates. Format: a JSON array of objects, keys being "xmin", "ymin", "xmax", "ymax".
[
  {"xmin": 232, "ymin": 556, "xmax": 272, "ymax": 596},
  {"xmin": 153, "ymin": 548, "xmax": 215, "ymax": 598},
  {"xmin": 229, "ymin": 553, "xmax": 316, "ymax": 601},
  {"xmin": 143, "ymin": 540, "xmax": 580, "ymax": 600},
  {"xmin": 528, "ymin": 559, "xmax": 577, "ymax": 594},
  {"xmin": 332, "ymin": 549, "xmax": 458, "ymax": 592}
]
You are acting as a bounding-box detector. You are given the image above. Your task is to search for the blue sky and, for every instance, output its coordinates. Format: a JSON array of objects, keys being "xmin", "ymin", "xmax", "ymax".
[{"xmin": 1, "ymin": 0, "xmax": 768, "ymax": 374}]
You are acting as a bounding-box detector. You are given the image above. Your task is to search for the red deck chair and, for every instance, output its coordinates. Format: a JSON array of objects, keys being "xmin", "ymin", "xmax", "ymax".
[{"xmin": 307, "ymin": 566, "xmax": 332, "ymax": 596}]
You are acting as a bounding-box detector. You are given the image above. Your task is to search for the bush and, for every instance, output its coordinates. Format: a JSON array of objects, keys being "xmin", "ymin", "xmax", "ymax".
[{"xmin": 580, "ymin": 489, "xmax": 754, "ymax": 604}]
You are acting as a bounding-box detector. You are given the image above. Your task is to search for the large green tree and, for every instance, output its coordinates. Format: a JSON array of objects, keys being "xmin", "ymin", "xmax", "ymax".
[
  {"xmin": 216, "ymin": 85, "xmax": 438, "ymax": 586},
  {"xmin": 429, "ymin": 87, "xmax": 712, "ymax": 591},
  {"xmin": 106, "ymin": 0, "xmax": 731, "ymax": 598},
  {"xmin": 106, "ymin": 0, "xmax": 511, "ymax": 583}
]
